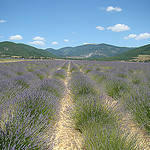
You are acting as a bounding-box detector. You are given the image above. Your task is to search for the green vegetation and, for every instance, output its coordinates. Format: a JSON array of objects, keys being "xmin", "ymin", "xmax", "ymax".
[
  {"xmin": 69, "ymin": 70, "xmax": 138, "ymax": 150},
  {"xmin": 88, "ymin": 44, "xmax": 150, "ymax": 62},
  {"xmin": 0, "ymin": 41, "xmax": 56, "ymax": 59},
  {"xmin": 1, "ymin": 41, "xmax": 149, "ymax": 62},
  {"xmin": 46, "ymin": 43, "xmax": 133, "ymax": 58}
]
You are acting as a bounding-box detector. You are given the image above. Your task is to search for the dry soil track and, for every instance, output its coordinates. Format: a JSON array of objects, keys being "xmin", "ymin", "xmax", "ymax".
[{"xmin": 52, "ymin": 61, "xmax": 83, "ymax": 150}]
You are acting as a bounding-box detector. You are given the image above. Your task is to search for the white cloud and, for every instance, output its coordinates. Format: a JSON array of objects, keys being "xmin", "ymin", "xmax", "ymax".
[
  {"xmin": 52, "ymin": 41, "xmax": 58, "ymax": 45},
  {"xmin": 83, "ymin": 43, "xmax": 89, "ymax": 45},
  {"xmin": 33, "ymin": 36, "xmax": 45, "ymax": 41},
  {"xmin": 0, "ymin": 20, "xmax": 7, "ymax": 23},
  {"xmin": 106, "ymin": 6, "xmax": 122, "ymax": 12},
  {"xmin": 96, "ymin": 26, "xmax": 105, "ymax": 30},
  {"xmin": 124, "ymin": 34, "xmax": 137, "ymax": 40},
  {"xmin": 107, "ymin": 24, "xmax": 130, "ymax": 32},
  {"xmin": 64, "ymin": 39, "xmax": 69, "ymax": 42},
  {"xmin": 135, "ymin": 33, "xmax": 150, "ymax": 40},
  {"xmin": 9, "ymin": 35, "xmax": 23, "ymax": 40},
  {"xmin": 124, "ymin": 33, "xmax": 150, "ymax": 40},
  {"xmin": 0, "ymin": 36, "xmax": 4, "ymax": 38},
  {"xmin": 28, "ymin": 41, "xmax": 45, "ymax": 46}
]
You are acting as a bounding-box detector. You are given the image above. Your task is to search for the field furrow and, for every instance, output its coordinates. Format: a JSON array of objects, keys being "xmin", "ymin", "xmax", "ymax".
[{"xmin": 53, "ymin": 61, "xmax": 83, "ymax": 150}]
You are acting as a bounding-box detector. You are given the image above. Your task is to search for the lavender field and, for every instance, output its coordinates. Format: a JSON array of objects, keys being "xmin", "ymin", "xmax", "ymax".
[{"xmin": 0, "ymin": 60, "xmax": 150, "ymax": 150}]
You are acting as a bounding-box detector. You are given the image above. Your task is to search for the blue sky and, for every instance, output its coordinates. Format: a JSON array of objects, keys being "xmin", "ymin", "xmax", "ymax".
[{"xmin": 0, "ymin": 0, "xmax": 150, "ymax": 49}]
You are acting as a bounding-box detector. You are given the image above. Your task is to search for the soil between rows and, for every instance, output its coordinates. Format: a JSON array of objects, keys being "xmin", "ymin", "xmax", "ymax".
[{"xmin": 53, "ymin": 62, "xmax": 83, "ymax": 150}]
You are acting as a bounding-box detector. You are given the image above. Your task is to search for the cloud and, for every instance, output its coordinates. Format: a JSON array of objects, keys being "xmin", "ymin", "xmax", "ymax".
[
  {"xmin": 9, "ymin": 35, "xmax": 23, "ymax": 40},
  {"xmin": 33, "ymin": 36, "xmax": 45, "ymax": 41},
  {"xmin": 96, "ymin": 26, "xmax": 105, "ymax": 30},
  {"xmin": 83, "ymin": 43, "xmax": 89, "ymax": 45},
  {"xmin": 106, "ymin": 6, "xmax": 122, "ymax": 12},
  {"xmin": 28, "ymin": 41, "xmax": 45, "ymax": 46},
  {"xmin": 52, "ymin": 41, "xmax": 58, "ymax": 45},
  {"xmin": 124, "ymin": 34, "xmax": 137, "ymax": 40},
  {"xmin": 0, "ymin": 20, "xmax": 7, "ymax": 23},
  {"xmin": 107, "ymin": 24, "xmax": 130, "ymax": 32},
  {"xmin": 124, "ymin": 33, "xmax": 150, "ymax": 40},
  {"xmin": 64, "ymin": 39, "xmax": 69, "ymax": 42},
  {"xmin": 0, "ymin": 36, "xmax": 4, "ymax": 38},
  {"xmin": 135, "ymin": 33, "xmax": 150, "ymax": 40}
]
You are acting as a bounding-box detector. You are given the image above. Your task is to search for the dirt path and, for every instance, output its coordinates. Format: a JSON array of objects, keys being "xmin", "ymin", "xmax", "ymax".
[{"xmin": 53, "ymin": 61, "xmax": 83, "ymax": 150}]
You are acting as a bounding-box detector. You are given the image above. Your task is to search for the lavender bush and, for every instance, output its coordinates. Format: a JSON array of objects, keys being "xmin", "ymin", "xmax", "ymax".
[
  {"xmin": 69, "ymin": 63, "xmax": 138, "ymax": 149},
  {"xmin": 77, "ymin": 61, "xmax": 150, "ymax": 135},
  {"xmin": 0, "ymin": 60, "xmax": 66, "ymax": 149}
]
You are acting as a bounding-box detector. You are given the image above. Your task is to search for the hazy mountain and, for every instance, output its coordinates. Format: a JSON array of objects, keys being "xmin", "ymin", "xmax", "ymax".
[
  {"xmin": 46, "ymin": 48, "xmax": 64, "ymax": 56},
  {"xmin": 0, "ymin": 41, "xmax": 55, "ymax": 58},
  {"xmin": 46, "ymin": 43, "xmax": 133, "ymax": 58},
  {"xmin": 88, "ymin": 44, "xmax": 150, "ymax": 62},
  {"xmin": 1, "ymin": 41, "xmax": 148, "ymax": 62}
]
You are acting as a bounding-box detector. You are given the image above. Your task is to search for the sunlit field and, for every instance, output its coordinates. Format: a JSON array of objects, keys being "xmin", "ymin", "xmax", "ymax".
[
  {"xmin": 0, "ymin": 60, "xmax": 149, "ymax": 149},
  {"xmin": 0, "ymin": 59, "xmax": 35, "ymax": 63}
]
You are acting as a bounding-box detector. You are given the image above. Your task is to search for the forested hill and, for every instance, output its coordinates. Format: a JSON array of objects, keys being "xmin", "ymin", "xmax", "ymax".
[
  {"xmin": 1, "ymin": 41, "xmax": 149, "ymax": 62},
  {"xmin": 46, "ymin": 43, "xmax": 133, "ymax": 58},
  {"xmin": 0, "ymin": 41, "xmax": 55, "ymax": 58},
  {"xmin": 88, "ymin": 44, "xmax": 150, "ymax": 62}
]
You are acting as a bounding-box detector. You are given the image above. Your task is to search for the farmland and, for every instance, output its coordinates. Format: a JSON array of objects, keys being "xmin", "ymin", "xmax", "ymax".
[{"xmin": 0, "ymin": 60, "xmax": 150, "ymax": 149}]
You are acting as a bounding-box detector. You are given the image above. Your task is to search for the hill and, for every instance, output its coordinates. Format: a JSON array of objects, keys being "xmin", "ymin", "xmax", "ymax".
[
  {"xmin": 46, "ymin": 48, "xmax": 64, "ymax": 56},
  {"xmin": 88, "ymin": 44, "xmax": 150, "ymax": 62},
  {"xmin": 0, "ymin": 41, "xmax": 55, "ymax": 59},
  {"xmin": 46, "ymin": 43, "xmax": 133, "ymax": 58}
]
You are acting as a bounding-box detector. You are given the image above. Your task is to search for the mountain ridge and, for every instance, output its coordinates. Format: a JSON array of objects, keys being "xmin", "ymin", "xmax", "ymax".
[
  {"xmin": 1, "ymin": 41, "xmax": 149, "ymax": 62},
  {"xmin": 46, "ymin": 43, "xmax": 134, "ymax": 58},
  {"xmin": 87, "ymin": 44, "xmax": 150, "ymax": 62},
  {"xmin": 0, "ymin": 41, "xmax": 55, "ymax": 58}
]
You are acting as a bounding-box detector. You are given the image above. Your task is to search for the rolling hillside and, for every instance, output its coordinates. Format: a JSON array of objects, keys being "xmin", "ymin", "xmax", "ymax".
[
  {"xmin": 1, "ymin": 41, "xmax": 149, "ymax": 62},
  {"xmin": 46, "ymin": 43, "xmax": 133, "ymax": 58},
  {"xmin": 88, "ymin": 44, "xmax": 150, "ymax": 62},
  {"xmin": 0, "ymin": 41, "xmax": 56, "ymax": 58}
]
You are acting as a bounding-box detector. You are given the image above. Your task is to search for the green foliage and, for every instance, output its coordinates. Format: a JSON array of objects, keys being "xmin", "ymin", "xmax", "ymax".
[
  {"xmin": 16, "ymin": 72, "xmax": 24, "ymax": 76},
  {"xmin": 46, "ymin": 43, "xmax": 133, "ymax": 58},
  {"xmin": 131, "ymin": 75, "xmax": 141, "ymax": 84},
  {"xmin": 0, "ymin": 41, "xmax": 56, "ymax": 58},
  {"xmin": 85, "ymin": 69, "xmax": 92, "ymax": 74},
  {"xmin": 35, "ymin": 73, "xmax": 44, "ymax": 80},
  {"xmin": 105, "ymin": 80, "xmax": 129, "ymax": 98},
  {"xmin": 92, "ymin": 74, "xmax": 106, "ymax": 83},
  {"xmin": 52, "ymin": 72, "xmax": 66, "ymax": 80},
  {"xmin": 79, "ymin": 66, "xmax": 83, "ymax": 69},
  {"xmin": 16, "ymin": 78, "xmax": 29, "ymax": 88},
  {"xmin": 115, "ymin": 73, "xmax": 127, "ymax": 78},
  {"xmin": 41, "ymin": 84, "xmax": 60, "ymax": 97},
  {"xmin": 70, "ymin": 66, "xmax": 79, "ymax": 72},
  {"xmin": 83, "ymin": 123, "xmax": 137, "ymax": 150},
  {"xmin": 88, "ymin": 44, "xmax": 150, "ymax": 62},
  {"xmin": 73, "ymin": 97, "xmax": 114, "ymax": 133},
  {"xmin": 61, "ymin": 66, "xmax": 68, "ymax": 71},
  {"xmin": 123, "ymin": 88, "xmax": 150, "ymax": 134}
]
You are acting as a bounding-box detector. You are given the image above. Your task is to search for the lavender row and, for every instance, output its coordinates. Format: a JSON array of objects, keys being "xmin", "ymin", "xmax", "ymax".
[
  {"xmin": 0, "ymin": 60, "xmax": 66, "ymax": 101},
  {"xmin": 0, "ymin": 60, "xmax": 67, "ymax": 149},
  {"xmin": 75, "ymin": 60, "xmax": 150, "ymax": 134},
  {"xmin": 68, "ymin": 62, "xmax": 138, "ymax": 149}
]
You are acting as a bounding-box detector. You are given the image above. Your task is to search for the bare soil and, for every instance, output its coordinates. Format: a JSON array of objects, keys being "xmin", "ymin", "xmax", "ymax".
[{"xmin": 53, "ymin": 62, "xmax": 83, "ymax": 150}]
